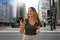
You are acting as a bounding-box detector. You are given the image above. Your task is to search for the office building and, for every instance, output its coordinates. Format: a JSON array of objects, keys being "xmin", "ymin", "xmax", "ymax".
[
  {"xmin": 17, "ymin": 2, "xmax": 26, "ymax": 20},
  {"xmin": 0, "ymin": 3, "xmax": 13, "ymax": 23}
]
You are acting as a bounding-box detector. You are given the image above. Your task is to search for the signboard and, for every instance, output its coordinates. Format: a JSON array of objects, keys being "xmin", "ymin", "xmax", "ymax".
[{"xmin": 41, "ymin": 0, "xmax": 50, "ymax": 10}]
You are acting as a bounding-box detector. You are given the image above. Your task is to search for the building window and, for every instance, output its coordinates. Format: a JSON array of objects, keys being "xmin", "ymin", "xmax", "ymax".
[
  {"xmin": 42, "ymin": 15, "xmax": 46, "ymax": 17},
  {"xmin": 0, "ymin": 11, "xmax": 3, "ymax": 17}
]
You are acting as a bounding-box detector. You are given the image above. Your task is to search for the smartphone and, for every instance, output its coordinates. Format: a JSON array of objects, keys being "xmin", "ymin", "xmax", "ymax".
[{"xmin": 19, "ymin": 17, "xmax": 24, "ymax": 22}]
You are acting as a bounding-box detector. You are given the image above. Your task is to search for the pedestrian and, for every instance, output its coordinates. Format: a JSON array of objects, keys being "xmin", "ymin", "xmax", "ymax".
[
  {"xmin": 44, "ymin": 22, "xmax": 46, "ymax": 27},
  {"xmin": 19, "ymin": 7, "xmax": 41, "ymax": 40}
]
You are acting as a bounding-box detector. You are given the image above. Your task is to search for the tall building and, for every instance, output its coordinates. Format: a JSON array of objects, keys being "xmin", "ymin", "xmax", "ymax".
[
  {"xmin": 0, "ymin": 3, "xmax": 13, "ymax": 23},
  {"xmin": 17, "ymin": 2, "xmax": 26, "ymax": 22},
  {"xmin": 38, "ymin": 0, "xmax": 50, "ymax": 22}
]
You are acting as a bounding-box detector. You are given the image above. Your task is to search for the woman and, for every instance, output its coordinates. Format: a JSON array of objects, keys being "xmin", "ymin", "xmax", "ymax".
[{"xmin": 20, "ymin": 7, "xmax": 41, "ymax": 40}]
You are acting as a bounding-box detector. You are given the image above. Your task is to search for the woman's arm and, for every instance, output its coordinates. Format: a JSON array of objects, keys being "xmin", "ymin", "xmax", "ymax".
[
  {"xmin": 19, "ymin": 20, "xmax": 25, "ymax": 34},
  {"xmin": 36, "ymin": 26, "xmax": 40, "ymax": 34}
]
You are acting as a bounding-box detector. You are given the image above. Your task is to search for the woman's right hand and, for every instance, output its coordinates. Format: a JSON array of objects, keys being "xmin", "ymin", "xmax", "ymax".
[{"xmin": 19, "ymin": 20, "xmax": 25, "ymax": 34}]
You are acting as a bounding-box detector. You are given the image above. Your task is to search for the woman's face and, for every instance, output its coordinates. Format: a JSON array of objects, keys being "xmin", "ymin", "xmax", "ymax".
[{"xmin": 28, "ymin": 8, "xmax": 34, "ymax": 18}]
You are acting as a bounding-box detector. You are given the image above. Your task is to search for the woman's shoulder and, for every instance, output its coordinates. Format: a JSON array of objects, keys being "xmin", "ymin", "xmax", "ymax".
[
  {"xmin": 36, "ymin": 20, "xmax": 40, "ymax": 23},
  {"xmin": 36, "ymin": 20, "xmax": 41, "ymax": 26}
]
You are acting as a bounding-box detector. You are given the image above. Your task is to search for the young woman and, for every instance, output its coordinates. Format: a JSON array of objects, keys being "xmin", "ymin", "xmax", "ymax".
[{"xmin": 20, "ymin": 7, "xmax": 41, "ymax": 40}]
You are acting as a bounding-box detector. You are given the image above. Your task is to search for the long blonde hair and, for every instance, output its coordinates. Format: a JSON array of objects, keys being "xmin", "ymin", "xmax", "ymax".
[{"xmin": 28, "ymin": 7, "xmax": 39, "ymax": 22}]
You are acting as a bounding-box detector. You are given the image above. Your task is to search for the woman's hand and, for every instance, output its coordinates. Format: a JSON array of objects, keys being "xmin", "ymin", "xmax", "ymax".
[
  {"xmin": 19, "ymin": 20, "xmax": 25, "ymax": 34},
  {"xmin": 20, "ymin": 20, "xmax": 25, "ymax": 26},
  {"xmin": 36, "ymin": 26, "xmax": 40, "ymax": 34},
  {"xmin": 36, "ymin": 30, "xmax": 40, "ymax": 34}
]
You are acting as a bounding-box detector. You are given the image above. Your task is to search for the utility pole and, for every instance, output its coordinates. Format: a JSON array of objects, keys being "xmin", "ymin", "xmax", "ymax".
[
  {"xmin": 52, "ymin": 0, "xmax": 56, "ymax": 30},
  {"xmin": 50, "ymin": 0, "xmax": 53, "ymax": 31},
  {"xmin": 50, "ymin": 0, "xmax": 56, "ymax": 30}
]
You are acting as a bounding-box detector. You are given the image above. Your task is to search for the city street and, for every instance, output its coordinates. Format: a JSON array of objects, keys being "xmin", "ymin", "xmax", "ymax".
[
  {"xmin": 0, "ymin": 26, "xmax": 60, "ymax": 40},
  {"xmin": 0, "ymin": 0, "xmax": 60, "ymax": 40}
]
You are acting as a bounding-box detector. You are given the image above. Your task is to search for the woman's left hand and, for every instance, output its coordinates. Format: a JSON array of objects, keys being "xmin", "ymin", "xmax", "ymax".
[
  {"xmin": 36, "ymin": 26, "xmax": 40, "ymax": 34},
  {"xmin": 36, "ymin": 30, "xmax": 40, "ymax": 34}
]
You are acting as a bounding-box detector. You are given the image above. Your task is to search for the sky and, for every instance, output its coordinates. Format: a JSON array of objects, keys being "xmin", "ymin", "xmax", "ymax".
[
  {"xmin": 0, "ymin": 0, "xmax": 39, "ymax": 17},
  {"xmin": 19, "ymin": 0, "xmax": 39, "ymax": 12}
]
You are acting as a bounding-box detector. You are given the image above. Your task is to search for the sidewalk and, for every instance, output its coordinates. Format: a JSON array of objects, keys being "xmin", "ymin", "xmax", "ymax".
[
  {"xmin": 41, "ymin": 25, "xmax": 60, "ymax": 31},
  {"xmin": 0, "ymin": 25, "xmax": 60, "ymax": 31}
]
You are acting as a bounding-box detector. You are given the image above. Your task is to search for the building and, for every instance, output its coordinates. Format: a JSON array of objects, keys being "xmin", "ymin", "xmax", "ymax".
[
  {"xmin": 16, "ymin": 2, "xmax": 26, "ymax": 22},
  {"xmin": 38, "ymin": 0, "xmax": 50, "ymax": 22},
  {"xmin": 0, "ymin": 3, "xmax": 13, "ymax": 24},
  {"xmin": 56, "ymin": 0, "xmax": 60, "ymax": 23}
]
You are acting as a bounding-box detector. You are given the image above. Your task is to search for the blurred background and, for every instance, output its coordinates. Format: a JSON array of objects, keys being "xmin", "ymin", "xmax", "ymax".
[
  {"xmin": 0, "ymin": 0, "xmax": 60, "ymax": 40},
  {"xmin": 0, "ymin": 0, "xmax": 60, "ymax": 30}
]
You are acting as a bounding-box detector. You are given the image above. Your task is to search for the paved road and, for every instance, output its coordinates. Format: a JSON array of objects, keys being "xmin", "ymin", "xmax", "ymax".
[{"xmin": 0, "ymin": 26, "xmax": 60, "ymax": 40}]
